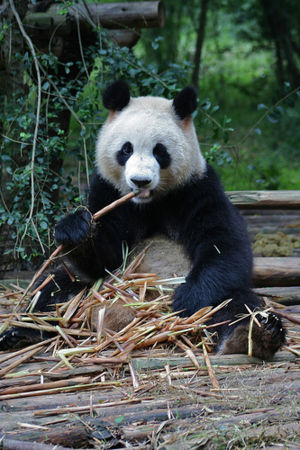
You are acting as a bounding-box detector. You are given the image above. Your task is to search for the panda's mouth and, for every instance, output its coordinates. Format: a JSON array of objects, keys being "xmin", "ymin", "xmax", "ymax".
[{"xmin": 133, "ymin": 189, "xmax": 153, "ymax": 203}]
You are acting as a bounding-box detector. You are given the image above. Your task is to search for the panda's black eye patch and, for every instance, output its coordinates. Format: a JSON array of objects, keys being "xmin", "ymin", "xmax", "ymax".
[
  {"xmin": 116, "ymin": 142, "xmax": 133, "ymax": 166},
  {"xmin": 153, "ymin": 143, "xmax": 171, "ymax": 169}
]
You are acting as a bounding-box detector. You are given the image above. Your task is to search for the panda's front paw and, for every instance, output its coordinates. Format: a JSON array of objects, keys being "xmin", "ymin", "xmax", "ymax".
[
  {"xmin": 173, "ymin": 282, "xmax": 209, "ymax": 317},
  {"xmin": 55, "ymin": 208, "xmax": 92, "ymax": 247}
]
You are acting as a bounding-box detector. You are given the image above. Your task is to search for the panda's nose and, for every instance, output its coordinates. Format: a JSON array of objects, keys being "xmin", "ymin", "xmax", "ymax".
[{"xmin": 130, "ymin": 178, "xmax": 151, "ymax": 188}]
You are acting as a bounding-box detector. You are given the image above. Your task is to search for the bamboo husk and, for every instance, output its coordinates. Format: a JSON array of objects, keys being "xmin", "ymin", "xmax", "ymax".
[{"xmin": 0, "ymin": 247, "xmax": 222, "ymax": 381}]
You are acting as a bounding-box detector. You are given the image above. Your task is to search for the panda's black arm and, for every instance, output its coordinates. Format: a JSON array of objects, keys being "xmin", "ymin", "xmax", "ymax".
[
  {"xmin": 55, "ymin": 175, "xmax": 142, "ymax": 281},
  {"xmin": 170, "ymin": 167, "xmax": 256, "ymax": 316},
  {"xmin": 173, "ymin": 219, "xmax": 253, "ymax": 316}
]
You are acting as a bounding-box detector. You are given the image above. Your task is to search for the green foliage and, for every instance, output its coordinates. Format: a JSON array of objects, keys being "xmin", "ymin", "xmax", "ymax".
[
  {"xmin": 0, "ymin": 22, "xmax": 9, "ymax": 44},
  {"xmin": 1, "ymin": 90, "xmax": 80, "ymax": 263}
]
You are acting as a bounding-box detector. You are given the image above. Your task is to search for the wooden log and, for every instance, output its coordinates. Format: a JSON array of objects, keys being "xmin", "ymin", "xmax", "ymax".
[
  {"xmin": 121, "ymin": 421, "xmax": 300, "ymax": 444},
  {"xmin": 131, "ymin": 351, "xmax": 296, "ymax": 371},
  {"xmin": 236, "ymin": 421, "xmax": 300, "ymax": 446},
  {"xmin": 0, "ymin": 436, "xmax": 73, "ymax": 450},
  {"xmin": 0, "ymin": 421, "xmax": 94, "ymax": 448},
  {"xmin": 227, "ymin": 190, "xmax": 300, "ymax": 209},
  {"xmin": 254, "ymin": 286, "xmax": 300, "ymax": 304},
  {"xmin": 253, "ymin": 257, "xmax": 300, "ymax": 287},
  {"xmin": 69, "ymin": 2, "xmax": 165, "ymax": 29},
  {"xmin": 106, "ymin": 29, "xmax": 140, "ymax": 48},
  {"xmin": 24, "ymin": 2, "xmax": 165, "ymax": 37}
]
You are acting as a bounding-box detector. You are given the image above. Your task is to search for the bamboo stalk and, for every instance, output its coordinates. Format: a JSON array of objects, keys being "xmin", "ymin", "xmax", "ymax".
[
  {"xmin": 202, "ymin": 342, "xmax": 220, "ymax": 390},
  {"xmin": 25, "ymin": 190, "xmax": 140, "ymax": 295},
  {"xmin": 272, "ymin": 309, "xmax": 300, "ymax": 325},
  {"xmin": 25, "ymin": 245, "xmax": 63, "ymax": 297},
  {"xmin": 34, "ymin": 398, "xmax": 147, "ymax": 417},
  {"xmin": 7, "ymin": 320, "xmax": 96, "ymax": 337},
  {"xmin": 0, "ymin": 376, "xmax": 91, "ymax": 395},
  {"xmin": 0, "ymin": 382, "xmax": 107, "ymax": 400},
  {"xmin": 31, "ymin": 274, "xmax": 55, "ymax": 297},
  {"xmin": 0, "ymin": 337, "xmax": 56, "ymax": 364},
  {"xmin": 0, "ymin": 346, "xmax": 44, "ymax": 377}
]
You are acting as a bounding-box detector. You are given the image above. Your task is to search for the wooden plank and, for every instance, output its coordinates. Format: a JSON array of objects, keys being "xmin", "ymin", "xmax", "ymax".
[
  {"xmin": 254, "ymin": 286, "xmax": 300, "ymax": 304},
  {"xmin": 253, "ymin": 257, "xmax": 300, "ymax": 287},
  {"xmin": 227, "ymin": 190, "xmax": 300, "ymax": 209},
  {"xmin": 106, "ymin": 29, "xmax": 140, "ymax": 48},
  {"xmin": 72, "ymin": 1, "xmax": 166, "ymax": 29},
  {"xmin": 131, "ymin": 351, "xmax": 296, "ymax": 371},
  {"xmin": 0, "ymin": 436, "xmax": 73, "ymax": 450},
  {"xmin": 25, "ymin": 1, "xmax": 165, "ymax": 35}
]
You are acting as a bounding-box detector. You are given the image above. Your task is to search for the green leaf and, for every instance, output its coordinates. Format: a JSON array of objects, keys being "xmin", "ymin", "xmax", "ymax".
[
  {"xmin": 40, "ymin": 221, "xmax": 48, "ymax": 230},
  {"xmin": 257, "ymin": 103, "xmax": 268, "ymax": 111},
  {"xmin": 114, "ymin": 416, "xmax": 124, "ymax": 424}
]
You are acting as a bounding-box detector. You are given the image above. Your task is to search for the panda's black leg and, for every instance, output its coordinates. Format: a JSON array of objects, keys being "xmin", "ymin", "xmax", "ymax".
[
  {"xmin": 0, "ymin": 327, "xmax": 54, "ymax": 351},
  {"xmin": 33, "ymin": 266, "xmax": 88, "ymax": 312},
  {"xmin": 0, "ymin": 266, "xmax": 88, "ymax": 352}
]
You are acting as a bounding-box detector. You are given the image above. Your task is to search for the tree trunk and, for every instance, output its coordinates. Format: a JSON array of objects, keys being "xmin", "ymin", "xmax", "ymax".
[
  {"xmin": 260, "ymin": 0, "xmax": 300, "ymax": 89},
  {"xmin": 0, "ymin": 0, "xmax": 29, "ymax": 207},
  {"xmin": 0, "ymin": 0, "xmax": 28, "ymax": 99},
  {"xmin": 191, "ymin": 0, "xmax": 209, "ymax": 87}
]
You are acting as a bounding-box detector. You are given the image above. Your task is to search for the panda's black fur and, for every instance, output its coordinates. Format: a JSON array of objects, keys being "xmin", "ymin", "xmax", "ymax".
[{"xmin": 0, "ymin": 82, "xmax": 285, "ymax": 358}]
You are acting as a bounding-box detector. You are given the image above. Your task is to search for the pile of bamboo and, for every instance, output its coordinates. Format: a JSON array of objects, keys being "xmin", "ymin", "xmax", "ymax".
[{"xmin": 0, "ymin": 246, "xmax": 230, "ymax": 376}]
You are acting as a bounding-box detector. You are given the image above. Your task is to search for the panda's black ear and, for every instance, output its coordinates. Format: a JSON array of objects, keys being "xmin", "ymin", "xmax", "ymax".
[
  {"xmin": 102, "ymin": 80, "xmax": 130, "ymax": 111},
  {"xmin": 172, "ymin": 86, "xmax": 198, "ymax": 120}
]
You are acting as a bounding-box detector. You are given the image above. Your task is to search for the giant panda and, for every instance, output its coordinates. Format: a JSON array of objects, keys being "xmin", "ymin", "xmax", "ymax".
[{"xmin": 0, "ymin": 81, "xmax": 285, "ymax": 358}]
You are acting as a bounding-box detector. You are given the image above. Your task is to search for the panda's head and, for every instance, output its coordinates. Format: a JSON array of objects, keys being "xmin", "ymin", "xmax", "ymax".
[{"xmin": 96, "ymin": 80, "xmax": 206, "ymax": 204}]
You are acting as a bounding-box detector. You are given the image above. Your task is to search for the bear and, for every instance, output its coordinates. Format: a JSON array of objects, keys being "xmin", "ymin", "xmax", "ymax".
[{"xmin": 0, "ymin": 80, "xmax": 285, "ymax": 358}]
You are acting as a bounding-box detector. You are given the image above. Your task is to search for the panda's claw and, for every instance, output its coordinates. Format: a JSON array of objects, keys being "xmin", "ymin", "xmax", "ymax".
[
  {"xmin": 257, "ymin": 312, "xmax": 283, "ymax": 333},
  {"xmin": 257, "ymin": 311, "xmax": 286, "ymax": 351}
]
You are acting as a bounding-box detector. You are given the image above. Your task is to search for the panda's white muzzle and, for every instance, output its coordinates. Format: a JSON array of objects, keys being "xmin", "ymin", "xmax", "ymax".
[{"xmin": 125, "ymin": 154, "xmax": 160, "ymax": 203}]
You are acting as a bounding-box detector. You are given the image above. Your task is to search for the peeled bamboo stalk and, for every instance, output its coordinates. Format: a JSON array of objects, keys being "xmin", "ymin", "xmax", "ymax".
[{"xmin": 25, "ymin": 190, "xmax": 140, "ymax": 295}]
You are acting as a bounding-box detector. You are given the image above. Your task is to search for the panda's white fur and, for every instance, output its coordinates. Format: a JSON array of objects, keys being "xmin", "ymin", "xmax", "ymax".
[{"xmin": 96, "ymin": 96, "xmax": 206, "ymax": 203}]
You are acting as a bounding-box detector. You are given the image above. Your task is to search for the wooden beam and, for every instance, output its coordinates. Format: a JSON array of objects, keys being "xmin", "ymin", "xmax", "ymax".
[
  {"xmin": 131, "ymin": 351, "xmax": 295, "ymax": 370},
  {"xmin": 253, "ymin": 257, "xmax": 300, "ymax": 287},
  {"xmin": 69, "ymin": 2, "xmax": 165, "ymax": 29},
  {"xmin": 106, "ymin": 29, "xmax": 140, "ymax": 48},
  {"xmin": 254, "ymin": 286, "xmax": 300, "ymax": 304},
  {"xmin": 24, "ymin": 1, "xmax": 165, "ymax": 39},
  {"xmin": 227, "ymin": 190, "xmax": 300, "ymax": 209}
]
